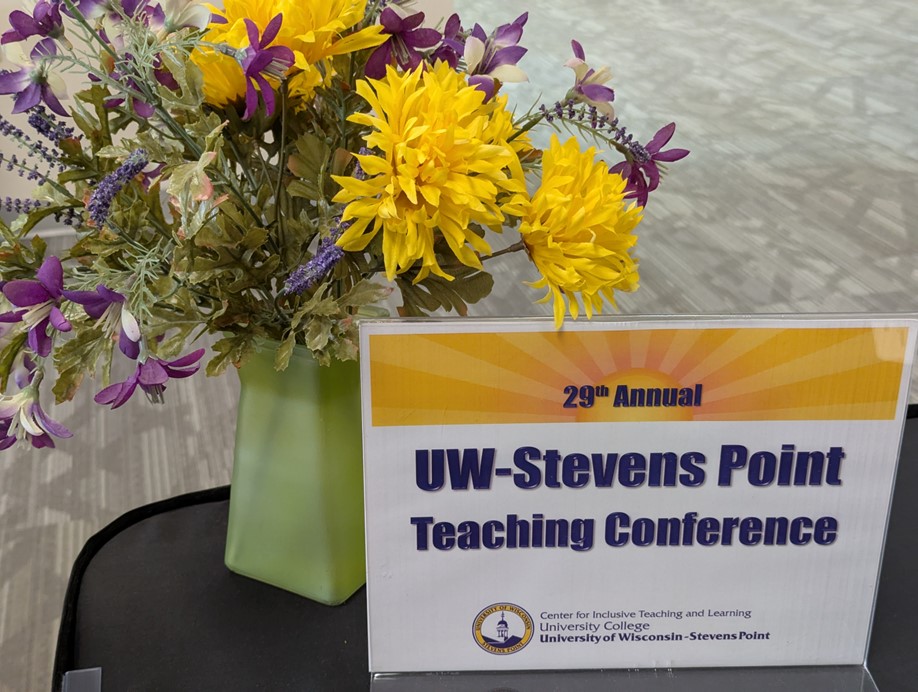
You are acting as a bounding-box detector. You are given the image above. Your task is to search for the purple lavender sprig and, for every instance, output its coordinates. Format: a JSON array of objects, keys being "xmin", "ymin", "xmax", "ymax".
[
  {"xmin": 0, "ymin": 152, "xmax": 53, "ymax": 184},
  {"xmin": 2, "ymin": 197, "xmax": 47, "ymax": 214},
  {"xmin": 27, "ymin": 106, "xmax": 75, "ymax": 146},
  {"xmin": 86, "ymin": 148, "xmax": 148, "ymax": 227},
  {"xmin": 539, "ymin": 99, "xmax": 640, "ymax": 155},
  {"xmin": 610, "ymin": 122, "xmax": 689, "ymax": 207},
  {"xmin": 54, "ymin": 207, "xmax": 83, "ymax": 228},
  {"xmin": 0, "ymin": 113, "xmax": 60, "ymax": 167},
  {"xmin": 283, "ymin": 219, "xmax": 350, "ymax": 295},
  {"xmin": 536, "ymin": 100, "xmax": 688, "ymax": 206}
]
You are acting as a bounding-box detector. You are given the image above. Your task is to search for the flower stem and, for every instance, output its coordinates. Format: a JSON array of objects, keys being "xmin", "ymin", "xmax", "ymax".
[
  {"xmin": 484, "ymin": 240, "xmax": 527, "ymax": 261},
  {"xmin": 509, "ymin": 112, "xmax": 545, "ymax": 143},
  {"xmin": 59, "ymin": 0, "xmax": 118, "ymax": 61},
  {"xmin": 274, "ymin": 84, "xmax": 289, "ymax": 252}
]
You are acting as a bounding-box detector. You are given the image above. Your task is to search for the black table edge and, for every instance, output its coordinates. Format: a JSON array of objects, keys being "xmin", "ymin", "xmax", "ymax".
[
  {"xmin": 50, "ymin": 403, "xmax": 918, "ymax": 691},
  {"xmin": 51, "ymin": 486, "xmax": 231, "ymax": 691}
]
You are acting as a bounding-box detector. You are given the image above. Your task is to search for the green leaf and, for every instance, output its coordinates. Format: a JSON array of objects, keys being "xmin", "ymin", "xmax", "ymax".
[
  {"xmin": 304, "ymin": 318, "xmax": 332, "ymax": 353},
  {"xmin": 289, "ymin": 284, "xmax": 337, "ymax": 329},
  {"xmin": 147, "ymin": 275, "xmax": 176, "ymax": 300},
  {"xmin": 334, "ymin": 334, "xmax": 359, "ymax": 362},
  {"xmin": 79, "ymin": 84, "xmax": 113, "ymax": 147},
  {"xmin": 11, "ymin": 206, "xmax": 78, "ymax": 237},
  {"xmin": 193, "ymin": 219, "xmax": 243, "ymax": 249},
  {"xmin": 0, "ymin": 215, "xmax": 12, "ymax": 240},
  {"xmin": 167, "ymin": 153, "xmax": 217, "ymax": 204},
  {"xmin": 206, "ymin": 334, "xmax": 255, "ymax": 376},
  {"xmin": 29, "ymin": 234, "xmax": 47, "ymax": 260},
  {"xmin": 396, "ymin": 279, "xmax": 442, "ymax": 316},
  {"xmin": 289, "ymin": 133, "xmax": 327, "ymax": 175},
  {"xmin": 51, "ymin": 326, "xmax": 112, "ymax": 403},
  {"xmin": 286, "ymin": 179, "xmax": 323, "ymax": 201},
  {"xmin": 224, "ymin": 255, "xmax": 280, "ymax": 292},
  {"xmin": 58, "ymin": 169, "xmax": 98, "ymax": 183},
  {"xmin": 59, "ymin": 137, "xmax": 83, "ymax": 159},
  {"xmin": 397, "ymin": 270, "xmax": 495, "ymax": 317},
  {"xmin": 150, "ymin": 324, "xmax": 196, "ymax": 360},
  {"xmin": 203, "ymin": 120, "xmax": 228, "ymax": 153},
  {"xmin": 136, "ymin": 129, "xmax": 186, "ymax": 165},
  {"xmin": 338, "ymin": 280, "xmax": 392, "ymax": 310},
  {"xmin": 287, "ymin": 133, "xmax": 330, "ymax": 200},
  {"xmin": 96, "ymin": 145, "xmax": 134, "ymax": 159},
  {"xmin": 68, "ymin": 94, "xmax": 106, "ymax": 152},
  {"xmin": 241, "ymin": 227, "xmax": 269, "ymax": 250},
  {"xmin": 69, "ymin": 230, "xmax": 128, "ymax": 259},
  {"xmin": 0, "ymin": 332, "xmax": 27, "ymax": 392},
  {"xmin": 274, "ymin": 332, "xmax": 296, "ymax": 371},
  {"xmin": 167, "ymin": 152, "xmax": 224, "ymax": 240},
  {"xmin": 157, "ymin": 47, "xmax": 205, "ymax": 112},
  {"xmin": 330, "ymin": 148, "xmax": 354, "ymax": 177},
  {"xmin": 52, "ymin": 369, "xmax": 85, "ymax": 404}
]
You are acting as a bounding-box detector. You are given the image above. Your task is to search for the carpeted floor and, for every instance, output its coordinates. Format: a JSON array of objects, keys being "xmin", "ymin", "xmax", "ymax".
[{"xmin": 1, "ymin": 1, "xmax": 917, "ymax": 690}]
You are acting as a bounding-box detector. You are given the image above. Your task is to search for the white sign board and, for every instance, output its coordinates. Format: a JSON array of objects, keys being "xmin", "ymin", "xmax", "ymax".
[{"xmin": 360, "ymin": 317, "xmax": 917, "ymax": 673}]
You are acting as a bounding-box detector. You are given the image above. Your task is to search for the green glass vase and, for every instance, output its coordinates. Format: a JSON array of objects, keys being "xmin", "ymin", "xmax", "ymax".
[{"xmin": 224, "ymin": 341, "xmax": 366, "ymax": 605}]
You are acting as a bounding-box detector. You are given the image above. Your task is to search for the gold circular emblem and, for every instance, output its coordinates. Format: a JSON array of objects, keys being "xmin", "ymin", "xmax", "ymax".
[{"xmin": 473, "ymin": 603, "xmax": 534, "ymax": 655}]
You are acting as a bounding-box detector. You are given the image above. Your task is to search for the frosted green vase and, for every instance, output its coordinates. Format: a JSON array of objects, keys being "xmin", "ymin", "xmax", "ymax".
[{"xmin": 224, "ymin": 342, "xmax": 366, "ymax": 605}]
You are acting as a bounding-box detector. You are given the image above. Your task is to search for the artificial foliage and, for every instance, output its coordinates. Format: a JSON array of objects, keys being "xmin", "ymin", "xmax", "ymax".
[{"xmin": 0, "ymin": 0, "xmax": 686, "ymax": 448}]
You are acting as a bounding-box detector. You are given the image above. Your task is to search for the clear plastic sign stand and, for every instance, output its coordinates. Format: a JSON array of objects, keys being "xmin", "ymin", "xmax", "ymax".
[
  {"xmin": 370, "ymin": 665, "xmax": 878, "ymax": 691},
  {"xmin": 359, "ymin": 316, "xmax": 917, "ymax": 688}
]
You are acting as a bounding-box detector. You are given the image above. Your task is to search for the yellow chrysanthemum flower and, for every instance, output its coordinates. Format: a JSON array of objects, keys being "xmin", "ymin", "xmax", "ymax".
[
  {"xmin": 333, "ymin": 62, "xmax": 527, "ymax": 282},
  {"xmin": 505, "ymin": 134, "xmax": 643, "ymax": 328},
  {"xmin": 191, "ymin": 47, "xmax": 247, "ymax": 108},
  {"xmin": 193, "ymin": 0, "xmax": 385, "ymax": 107}
]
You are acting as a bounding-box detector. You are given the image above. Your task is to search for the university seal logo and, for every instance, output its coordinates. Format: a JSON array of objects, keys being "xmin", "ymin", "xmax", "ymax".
[{"xmin": 473, "ymin": 603, "xmax": 534, "ymax": 655}]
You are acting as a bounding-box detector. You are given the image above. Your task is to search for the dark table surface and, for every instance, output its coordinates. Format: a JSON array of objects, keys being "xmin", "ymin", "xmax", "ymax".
[{"xmin": 54, "ymin": 410, "xmax": 918, "ymax": 691}]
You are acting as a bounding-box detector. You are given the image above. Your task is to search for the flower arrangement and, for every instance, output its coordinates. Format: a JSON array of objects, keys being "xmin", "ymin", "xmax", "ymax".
[{"xmin": 0, "ymin": 0, "xmax": 687, "ymax": 449}]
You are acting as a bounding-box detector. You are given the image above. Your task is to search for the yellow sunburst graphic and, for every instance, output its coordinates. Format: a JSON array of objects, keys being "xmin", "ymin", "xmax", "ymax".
[{"xmin": 368, "ymin": 326, "xmax": 909, "ymax": 426}]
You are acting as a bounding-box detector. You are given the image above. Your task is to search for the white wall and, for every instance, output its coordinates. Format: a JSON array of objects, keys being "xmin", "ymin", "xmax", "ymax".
[{"xmin": 416, "ymin": 0, "xmax": 454, "ymax": 24}]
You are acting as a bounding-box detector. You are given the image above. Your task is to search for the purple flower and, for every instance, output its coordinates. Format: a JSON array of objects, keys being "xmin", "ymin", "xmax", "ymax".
[
  {"xmin": 462, "ymin": 13, "xmax": 528, "ymax": 100},
  {"xmin": 0, "ymin": 381, "xmax": 72, "ymax": 449},
  {"xmin": 153, "ymin": 55, "xmax": 180, "ymax": 90},
  {"xmin": 101, "ymin": 76, "xmax": 156, "ymax": 118},
  {"xmin": 283, "ymin": 220, "xmax": 349, "ymax": 295},
  {"xmin": 86, "ymin": 148, "xmax": 149, "ymax": 226},
  {"xmin": 565, "ymin": 40, "xmax": 615, "ymax": 116},
  {"xmin": 0, "ymin": 39, "xmax": 68, "ymax": 115},
  {"xmin": 94, "ymin": 348, "xmax": 205, "ymax": 409},
  {"xmin": 146, "ymin": 0, "xmax": 210, "ymax": 34},
  {"xmin": 365, "ymin": 8, "xmax": 442, "ymax": 79},
  {"xmin": 63, "ymin": 285, "xmax": 141, "ymax": 358},
  {"xmin": 0, "ymin": 256, "xmax": 71, "ymax": 357},
  {"xmin": 0, "ymin": 321, "xmax": 37, "ymax": 389},
  {"xmin": 238, "ymin": 14, "xmax": 294, "ymax": 120},
  {"xmin": 609, "ymin": 123, "xmax": 689, "ymax": 207},
  {"xmin": 429, "ymin": 13, "xmax": 463, "ymax": 68},
  {"xmin": 91, "ymin": 52, "xmax": 156, "ymax": 117},
  {"xmin": 0, "ymin": 418, "xmax": 16, "ymax": 449},
  {"xmin": 69, "ymin": 0, "xmax": 150, "ymax": 23},
  {"xmin": 1, "ymin": 0, "xmax": 65, "ymax": 45},
  {"xmin": 9, "ymin": 351, "xmax": 37, "ymax": 390}
]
